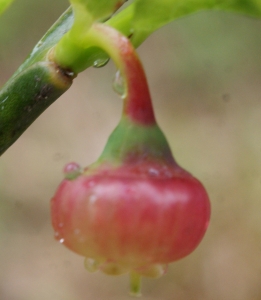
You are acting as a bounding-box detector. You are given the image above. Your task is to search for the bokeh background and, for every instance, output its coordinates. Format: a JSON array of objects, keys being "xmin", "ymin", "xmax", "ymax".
[{"xmin": 1, "ymin": 1, "xmax": 261, "ymax": 299}]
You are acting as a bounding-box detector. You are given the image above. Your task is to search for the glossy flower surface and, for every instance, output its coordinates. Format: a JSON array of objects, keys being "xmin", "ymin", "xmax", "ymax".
[{"xmin": 51, "ymin": 160, "xmax": 210, "ymax": 275}]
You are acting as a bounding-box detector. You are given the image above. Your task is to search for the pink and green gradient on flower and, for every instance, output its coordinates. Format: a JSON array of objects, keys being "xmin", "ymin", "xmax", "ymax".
[{"xmin": 51, "ymin": 23, "xmax": 210, "ymax": 296}]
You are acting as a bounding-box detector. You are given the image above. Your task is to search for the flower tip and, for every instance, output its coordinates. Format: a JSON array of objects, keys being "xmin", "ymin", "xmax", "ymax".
[{"xmin": 129, "ymin": 272, "xmax": 142, "ymax": 297}]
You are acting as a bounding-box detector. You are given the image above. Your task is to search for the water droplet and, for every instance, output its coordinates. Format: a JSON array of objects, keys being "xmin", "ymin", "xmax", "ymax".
[
  {"xmin": 93, "ymin": 57, "xmax": 110, "ymax": 68},
  {"xmin": 148, "ymin": 168, "xmax": 159, "ymax": 177},
  {"xmin": 84, "ymin": 257, "xmax": 100, "ymax": 272},
  {"xmin": 54, "ymin": 231, "xmax": 61, "ymax": 240},
  {"xmin": 63, "ymin": 162, "xmax": 82, "ymax": 180},
  {"xmin": 58, "ymin": 222, "xmax": 64, "ymax": 228},
  {"xmin": 59, "ymin": 238, "xmax": 65, "ymax": 244},
  {"xmin": 113, "ymin": 70, "xmax": 126, "ymax": 98}
]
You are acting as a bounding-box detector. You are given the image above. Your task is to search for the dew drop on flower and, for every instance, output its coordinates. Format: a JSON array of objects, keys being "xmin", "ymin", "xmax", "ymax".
[
  {"xmin": 54, "ymin": 231, "xmax": 61, "ymax": 240},
  {"xmin": 54, "ymin": 226, "xmax": 64, "ymax": 242},
  {"xmin": 113, "ymin": 70, "xmax": 126, "ymax": 98},
  {"xmin": 63, "ymin": 162, "xmax": 82, "ymax": 180},
  {"xmin": 148, "ymin": 168, "xmax": 159, "ymax": 177}
]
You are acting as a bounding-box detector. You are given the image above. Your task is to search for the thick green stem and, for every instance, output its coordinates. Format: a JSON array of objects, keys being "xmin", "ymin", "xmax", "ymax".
[{"xmin": 0, "ymin": 62, "xmax": 73, "ymax": 156}]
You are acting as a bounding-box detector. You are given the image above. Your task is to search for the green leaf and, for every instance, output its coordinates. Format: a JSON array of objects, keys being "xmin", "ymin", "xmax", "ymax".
[
  {"xmin": 131, "ymin": 0, "xmax": 261, "ymax": 45},
  {"xmin": 0, "ymin": 0, "xmax": 14, "ymax": 15},
  {"xmin": 70, "ymin": 0, "xmax": 126, "ymax": 20}
]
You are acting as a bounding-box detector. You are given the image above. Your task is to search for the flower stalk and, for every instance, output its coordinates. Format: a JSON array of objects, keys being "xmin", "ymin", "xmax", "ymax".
[{"xmin": 51, "ymin": 22, "xmax": 210, "ymax": 296}]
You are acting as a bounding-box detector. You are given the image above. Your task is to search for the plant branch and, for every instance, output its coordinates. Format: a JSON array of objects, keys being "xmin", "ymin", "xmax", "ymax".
[{"xmin": 1, "ymin": 0, "xmax": 261, "ymax": 155}]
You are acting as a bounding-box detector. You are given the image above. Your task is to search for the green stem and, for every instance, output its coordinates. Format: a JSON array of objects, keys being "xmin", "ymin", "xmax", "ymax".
[
  {"xmin": 81, "ymin": 23, "xmax": 155, "ymax": 125},
  {"xmin": 106, "ymin": 4, "xmax": 134, "ymax": 42},
  {"xmin": 0, "ymin": 62, "xmax": 73, "ymax": 156}
]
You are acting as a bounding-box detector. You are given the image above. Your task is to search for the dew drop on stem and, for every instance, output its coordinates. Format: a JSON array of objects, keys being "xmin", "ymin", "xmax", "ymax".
[
  {"xmin": 93, "ymin": 57, "xmax": 110, "ymax": 68},
  {"xmin": 113, "ymin": 70, "xmax": 126, "ymax": 98}
]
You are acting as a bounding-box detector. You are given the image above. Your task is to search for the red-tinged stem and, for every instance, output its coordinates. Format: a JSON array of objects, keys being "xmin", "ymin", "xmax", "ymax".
[{"xmin": 83, "ymin": 23, "xmax": 156, "ymax": 125}]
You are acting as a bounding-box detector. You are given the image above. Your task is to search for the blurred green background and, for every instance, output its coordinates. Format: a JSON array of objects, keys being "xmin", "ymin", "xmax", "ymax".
[{"xmin": 1, "ymin": 1, "xmax": 261, "ymax": 299}]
